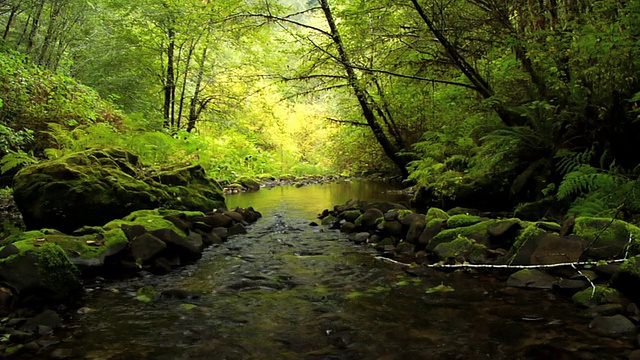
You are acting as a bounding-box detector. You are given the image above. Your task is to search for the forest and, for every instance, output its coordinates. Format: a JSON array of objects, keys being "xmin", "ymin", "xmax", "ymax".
[
  {"xmin": 2, "ymin": 1, "xmax": 640, "ymax": 358},
  {"xmin": 1, "ymin": 0, "xmax": 640, "ymax": 221}
]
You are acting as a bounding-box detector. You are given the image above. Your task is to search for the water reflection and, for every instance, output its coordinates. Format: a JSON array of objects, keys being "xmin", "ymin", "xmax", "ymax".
[{"xmin": 226, "ymin": 180, "xmax": 408, "ymax": 219}]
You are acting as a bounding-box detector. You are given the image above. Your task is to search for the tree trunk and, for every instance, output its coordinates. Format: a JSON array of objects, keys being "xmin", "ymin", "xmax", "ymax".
[
  {"xmin": 177, "ymin": 39, "xmax": 196, "ymax": 129},
  {"xmin": 319, "ymin": 0, "xmax": 410, "ymax": 178},
  {"xmin": 410, "ymin": 0, "xmax": 526, "ymax": 127},
  {"xmin": 187, "ymin": 45, "xmax": 209, "ymax": 133},
  {"xmin": 2, "ymin": 5, "xmax": 20, "ymax": 41},
  {"xmin": 26, "ymin": 0, "xmax": 46, "ymax": 55},
  {"xmin": 163, "ymin": 27, "xmax": 175, "ymax": 128}
]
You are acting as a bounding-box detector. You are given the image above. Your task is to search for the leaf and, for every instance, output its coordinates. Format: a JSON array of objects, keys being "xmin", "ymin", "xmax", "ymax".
[
  {"xmin": 425, "ymin": 284, "xmax": 455, "ymax": 294},
  {"xmin": 345, "ymin": 291, "xmax": 363, "ymax": 299},
  {"xmin": 179, "ymin": 303, "xmax": 197, "ymax": 311},
  {"xmin": 136, "ymin": 286, "xmax": 157, "ymax": 303}
]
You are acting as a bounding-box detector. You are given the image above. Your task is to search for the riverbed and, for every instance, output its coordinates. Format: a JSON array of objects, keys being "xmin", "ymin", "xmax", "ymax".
[{"xmin": 34, "ymin": 181, "xmax": 632, "ymax": 359}]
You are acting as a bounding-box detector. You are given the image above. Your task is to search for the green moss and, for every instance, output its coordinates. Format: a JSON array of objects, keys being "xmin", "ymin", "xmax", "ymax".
[
  {"xmin": 426, "ymin": 208, "xmax": 449, "ymax": 223},
  {"xmin": 446, "ymin": 214, "xmax": 481, "ymax": 228},
  {"xmin": 426, "ymin": 218, "xmax": 446, "ymax": 229},
  {"xmin": 105, "ymin": 210, "xmax": 187, "ymax": 236},
  {"xmin": 396, "ymin": 209, "xmax": 415, "ymax": 221},
  {"xmin": 620, "ymin": 255, "xmax": 640, "ymax": 277},
  {"xmin": 428, "ymin": 219, "xmax": 497, "ymax": 251},
  {"xmin": 0, "ymin": 227, "xmax": 128, "ymax": 261},
  {"xmin": 574, "ymin": 217, "xmax": 630, "ymax": 244},
  {"xmin": 572, "ymin": 286, "xmax": 621, "ymax": 307},
  {"xmin": 432, "ymin": 235, "xmax": 487, "ymax": 262}
]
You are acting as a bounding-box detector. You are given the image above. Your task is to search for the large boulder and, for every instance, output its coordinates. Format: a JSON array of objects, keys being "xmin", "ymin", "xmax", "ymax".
[{"xmin": 12, "ymin": 148, "xmax": 226, "ymax": 233}]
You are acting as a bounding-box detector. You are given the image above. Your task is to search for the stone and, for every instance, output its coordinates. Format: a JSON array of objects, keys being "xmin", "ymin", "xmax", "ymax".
[
  {"xmin": 50, "ymin": 348, "xmax": 74, "ymax": 359},
  {"xmin": 340, "ymin": 210, "xmax": 361, "ymax": 223},
  {"xmin": 130, "ymin": 233, "xmax": 167, "ymax": 262},
  {"xmin": 572, "ymin": 286, "xmax": 621, "ymax": 308},
  {"xmin": 0, "ymin": 244, "xmax": 81, "ymax": 303},
  {"xmin": 187, "ymin": 232, "xmax": 204, "ymax": 250},
  {"xmin": 612, "ymin": 256, "xmax": 640, "ymax": 302},
  {"xmin": 12, "ymin": 148, "xmax": 225, "ymax": 232},
  {"xmin": 0, "ymin": 244, "xmax": 20, "ymax": 259},
  {"xmin": 237, "ymin": 177, "xmax": 260, "ymax": 192},
  {"xmin": 446, "ymin": 214, "xmax": 481, "ymax": 228},
  {"xmin": 583, "ymin": 304, "xmax": 624, "ymax": 318},
  {"xmin": 506, "ymin": 269, "xmax": 556, "ymax": 289},
  {"xmin": 121, "ymin": 224, "xmax": 147, "ymax": 241},
  {"xmin": 405, "ymin": 218, "xmax": 426, "ymax": 245},
  {"xmin": 223, "ymin": 211, "xmax": 243, "ymax": 222},
  {"xmin": 399, "ymin": 212, "xmax": 423, "ymax": 227},
  {"xmin": 227, "ymin": 223, "xmax": 247, "ymax": 237},
  {"xmin": 425, "ymin": 207, "xmax": 449, "ymax": 223},
  {"xmin": 360, "ymin": 208, "xmax": 384, "ymax": 228},
  {"xmin": 150, "ymin": 229, "xmax": 201, "ymax": 262},
  {"xmin": 20, "ymin": 309, "xmax": 62, "ymax": 332},
  {"xmin": 162, "ymin": 215, "xmax": 192, "ymax": 232},
  {"xmin": 588, "ymin": 315, "xmax": 635, "ymax": 337},
  {"xmin": 418, "ymin": 221, "xmax": 443, "ymax": 245},
  {"xmin": 574, "ymin": 217, "xmax": 640, "ymax": 260},
  {"xmin": 197, "ymin": 231, "xmax": 222, "ymax": 246},
  {"xmin": 378, "ymin": 220, "xmax": 404, "ymax": 237},
  {"xmin": 553, "ymin": 278, "xmax": 589, "ymax": 293},
  {"xmin": 353, "ymin": 232, "xmax": 370, "ymax": 244},
  {"xmin": 340, "ymin": 222, "xmax": 356, "ymax": 233},
  {"xmin": 211, "ymin": 227, "xmax": 228, "ymax": 241},
  {"xmin": 9, "ymin": 330, "xmax": 34, "ymax": 344},
  {"xmin": 432, "ymin": 236, "xmax": 488, "ymax": 263}
]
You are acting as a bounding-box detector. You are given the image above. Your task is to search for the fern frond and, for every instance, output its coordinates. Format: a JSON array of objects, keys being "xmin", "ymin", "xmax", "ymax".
[{"xmin": 0, "ymin": 151, "xmax": 38, "ymax": 174}]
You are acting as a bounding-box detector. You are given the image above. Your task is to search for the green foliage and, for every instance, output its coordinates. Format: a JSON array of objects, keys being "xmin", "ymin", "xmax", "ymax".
[
  {"xmin": 556, "ymin": 151, "xmax": 640, "ymax": 217},
  {"xmin": 0, "ymin": 151, "xmax": 38, "ymax": 174}
]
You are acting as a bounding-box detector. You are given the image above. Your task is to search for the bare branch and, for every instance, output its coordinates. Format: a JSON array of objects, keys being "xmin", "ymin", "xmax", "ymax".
[
  {"xmin": 240, "ymin": 13, "xmax": 331, "ymax": 37},
  {"xmin": 326, "ymin": 117, "xmax": 368, "ymax": 126}
]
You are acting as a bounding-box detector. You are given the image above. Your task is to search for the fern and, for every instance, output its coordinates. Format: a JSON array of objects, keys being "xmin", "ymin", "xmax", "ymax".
[{"xmin": 0, "ymin": 151, "xmax": 38, "ymax": 174}]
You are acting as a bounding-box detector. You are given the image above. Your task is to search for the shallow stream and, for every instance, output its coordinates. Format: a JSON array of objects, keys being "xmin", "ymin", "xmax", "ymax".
[{"xmin": 39, "ymin": 181, "xmax": 632, "ymax": 359}]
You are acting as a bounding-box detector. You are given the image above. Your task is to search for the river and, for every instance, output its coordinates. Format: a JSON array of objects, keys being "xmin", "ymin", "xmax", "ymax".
[{"xmin": 39, "ymin": 181, "xmax": 630, "ymax": 359}]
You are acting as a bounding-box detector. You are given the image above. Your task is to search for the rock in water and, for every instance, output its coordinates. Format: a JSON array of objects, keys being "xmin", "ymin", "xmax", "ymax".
[{"xmin": 13, "ymin": 148, "xmax": 225, "ymax": 232}]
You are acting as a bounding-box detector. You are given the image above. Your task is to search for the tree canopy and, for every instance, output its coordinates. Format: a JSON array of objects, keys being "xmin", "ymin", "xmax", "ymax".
[{"xmin": 1, "ymin": 0, "xmax": 639, "ymax": 216}]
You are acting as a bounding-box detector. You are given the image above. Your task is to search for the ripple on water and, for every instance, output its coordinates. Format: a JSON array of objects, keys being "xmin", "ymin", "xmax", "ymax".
[{"xmin": 32, "ymin": 183, "xmax": 634, "ymax": 360}]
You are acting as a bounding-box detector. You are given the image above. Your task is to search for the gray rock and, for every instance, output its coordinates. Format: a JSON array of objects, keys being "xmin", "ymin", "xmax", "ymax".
[
  {"xmin": 588, "ymin": 315, "xmax": 635, "ymax": 337},
  {"xmin": 583, "ymin": 304, "xmax": 624, "ymax": 318},
  {"xmin": 506, "ymin": 269, "xmax": 556, "ymax": 289},
  {"xmin": 130, "ymin": 233, "xmax": 167, "ymax": 262},
  {"xmin": 353, "ymin": 232, "xmax": 370, "ymax": 244},
  {"xmin": 360, "ymin": 208, "xmax": 383, "ymax": 228},
  {"xmin": 340, "ymin": 222, "xmax": 356, "ymax": 233},
  {"xmin": 227, "ymin": 223, "xmax": 247, "ymax": 237},
  {"xmin": 150, "ymin": 229, "xmax": 201, "ymax": 262}
]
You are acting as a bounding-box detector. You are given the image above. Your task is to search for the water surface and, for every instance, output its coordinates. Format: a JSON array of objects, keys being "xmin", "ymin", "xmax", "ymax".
[{"xmin": 43, "ymin": 181, "xmax": 631, "ymax": 359}]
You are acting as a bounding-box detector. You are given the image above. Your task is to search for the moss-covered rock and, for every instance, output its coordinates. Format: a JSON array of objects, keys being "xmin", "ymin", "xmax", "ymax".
[
  {"xmin": 425, "ymin": 207, "xmax": 449, "ymax": 223},
  {"xmin": 13, "ymin": 148, "xmax": 225, "ymax": 233},
  {"xmin": 432, "ymin": 236, "xmax": 487, "ymax": 263},
  {"xmin": 446, "ymin": 214, "xmax": 481, "ymax": 228},
  {"xmin": 573, "ymin": 217, "xmax": 640, "ymax": 260},
  {"xmin": 0, "ymin": 242, "xmax": 81, "ymax": 303},
  {"xmin": 572, "ymin": 286, "xmax": 621, "ymax": 308},
  {"xmin": 426, "ymin": 219, "xmax": 498, "ymax": 252},
  {"xmin": 612, "ymin": 255, "xmax": 640, "ymax": 302}
]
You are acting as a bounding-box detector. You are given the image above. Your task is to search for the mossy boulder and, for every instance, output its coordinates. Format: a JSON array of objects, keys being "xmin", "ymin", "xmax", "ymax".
[
  {"xmin": 573, "ymin": 217, "xmax": 640, "ymax": 260},
  {"xmin": 612, "ymin": 255, "xmax": 640, "ymax": 302},
  {"xmin": 572, "ymin": 286, "xmax": 621, "ymax": 308},
  {"xmin": 2, "ymin": 228, "xmax": 128, "ymax": 268},
  {"xmin": 432, "ymin": 236, "xmax": 488, "ymax": 263},
  {"xmin": 425, "ymin": 207, "xmax": 449, "ymax": 223},
  {"xmin": 426, "ymin": 219, "xmax": 498, "ymax": 252},
  {"xmin": 0, "ymin": 242, "xmax": 81, "ymax": 304},
  {"xmin": 235, "ymin": 177, "xmax": 260, "ymax": 192},
  {"xmin": 13, "ymin": 148, "xmax": 225, "ymax": 233},
  {"xmin": 446, "ymin": 214, "xmax": 481, "ymax": 228}
]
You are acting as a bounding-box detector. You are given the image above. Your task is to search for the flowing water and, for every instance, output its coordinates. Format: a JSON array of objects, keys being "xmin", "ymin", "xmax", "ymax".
[{"xmin": 40, "ymin": 181, "xmax": 632, "ymax": 359}]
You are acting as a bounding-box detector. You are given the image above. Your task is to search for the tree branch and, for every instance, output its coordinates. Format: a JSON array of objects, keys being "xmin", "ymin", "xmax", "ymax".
[
  {"xmin": 326, "ymin": 117, "xmax": 369, "ymax": 126},
  {"xmin": 240, "ymin": 13, "xmax": 331, "ymax": 37}
]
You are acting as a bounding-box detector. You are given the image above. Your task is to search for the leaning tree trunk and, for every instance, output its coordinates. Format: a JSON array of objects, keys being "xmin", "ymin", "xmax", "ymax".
[{"xmin": 319, "ymin": 0, "xmax": 410, "ymax": 178}]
